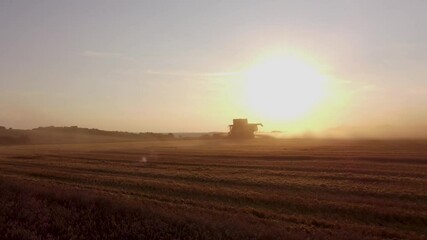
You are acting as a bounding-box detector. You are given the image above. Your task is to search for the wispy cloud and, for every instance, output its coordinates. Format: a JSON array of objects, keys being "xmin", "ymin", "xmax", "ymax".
[
  {"xmin": 82, "ymin": 51, "xmax": 136, "ymax": 61},
  {"xmin": 144, "ymin": 70, "xmax": 241, "ymax": 77},
  {"xmin": 362, "ymin": 83, "xmax": 377, "ymax": 92}
]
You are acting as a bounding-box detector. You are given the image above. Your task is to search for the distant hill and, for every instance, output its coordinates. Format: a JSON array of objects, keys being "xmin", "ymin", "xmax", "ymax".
[
  {"xmin": 0, "ymin": 126, "xmax": 174, "ymax": 145},
  {"xmin": 173, "ymin": 132, "xmax": 227, "ymax": 139}
]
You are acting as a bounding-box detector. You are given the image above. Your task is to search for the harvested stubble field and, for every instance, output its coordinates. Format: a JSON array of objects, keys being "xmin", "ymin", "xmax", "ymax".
[{"xmin": 0, "ymin": 139, "xmax": 426, "ymax": 239}]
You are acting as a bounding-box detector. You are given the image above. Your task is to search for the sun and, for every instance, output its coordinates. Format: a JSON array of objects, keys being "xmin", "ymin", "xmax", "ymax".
[{"xmin": 244, "ymin": 55, "xmax": 328, "ymax": 121}]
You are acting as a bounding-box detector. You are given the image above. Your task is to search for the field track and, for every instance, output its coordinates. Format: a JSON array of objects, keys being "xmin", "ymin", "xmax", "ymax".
[{"xmin": 1, "ymin": 139, "xmax": 426, "ymax": 239}]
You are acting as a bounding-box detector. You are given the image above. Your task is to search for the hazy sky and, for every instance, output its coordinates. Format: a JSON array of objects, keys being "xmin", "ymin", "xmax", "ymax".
[{"xmin": 1, "ymin": 1, "xmax": 426, "ymax": 137}]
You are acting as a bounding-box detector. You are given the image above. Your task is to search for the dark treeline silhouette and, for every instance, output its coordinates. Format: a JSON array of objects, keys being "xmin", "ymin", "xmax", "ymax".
[
  {"xmin": 33, "ymin": 126, "xmax": 174, "ymax": 139},
  {"xmin": 0, "ymin": 126, "xmax": 29, "ymax": 144},
  {"xmin": 0, "ymin": 126, "xmax": 174, "ymax": 145}
]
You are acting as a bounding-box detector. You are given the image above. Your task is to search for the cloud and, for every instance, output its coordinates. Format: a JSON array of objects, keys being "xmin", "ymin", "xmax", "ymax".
[
  {"xmin": 362, "ymin": 84, "xmax": 376, "ymax": 91},
  {"xmin": 143, "ymin": 70, "xmax": 241, "ymax": 77},
  {"xmin": 82, "ymin": 51, "xmax": 136, "ymax": 61},
  {"xmin": 82, "ymin": 52, "xmax": 238, "ymax": 78}
]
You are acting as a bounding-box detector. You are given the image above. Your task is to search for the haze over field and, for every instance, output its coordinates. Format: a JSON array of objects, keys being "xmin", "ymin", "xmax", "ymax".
[
  {"xmin": 1, "ymin": 1, "xmax": 427, "ymax": 138},
  {"xmin": 1, "ymin": 2, "xmax": 427, "ymax": 239}
]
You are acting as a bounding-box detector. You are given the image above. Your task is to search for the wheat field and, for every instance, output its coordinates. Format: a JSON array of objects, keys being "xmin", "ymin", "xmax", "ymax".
[{"xmin": 0, "ymin": 139, "xmax": 426, "ymax": 239}]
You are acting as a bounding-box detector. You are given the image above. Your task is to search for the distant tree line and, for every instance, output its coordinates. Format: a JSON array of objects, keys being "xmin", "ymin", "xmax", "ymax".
[
  {"xmin": 198, "ymin": 133, "xmax": 227, "ymax": 139},
  {"xmin": 32, "ymin": 126, "xmax": 174, "ymax": 139},
  {"xmin": 0, "ymin": 126, "xmax": 30, "ymax": 144}
]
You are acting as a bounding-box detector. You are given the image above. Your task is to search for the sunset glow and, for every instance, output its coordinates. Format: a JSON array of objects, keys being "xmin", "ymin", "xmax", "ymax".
[
  {"xmin": 1, "ymin": 1, "xmax": 427, "ymax": 138},
  {"xmin": 1, "ymin": 2, "xmax": 427, "ymax": 239},
  {"xmin": 244, "ymin": 55, "xmax": 328, "ymax": 121}
]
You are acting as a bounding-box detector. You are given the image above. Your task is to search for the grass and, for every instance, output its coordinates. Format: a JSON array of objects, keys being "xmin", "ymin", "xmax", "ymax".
[{"xmin": 0, "ymin": 139, "xmax": 426, "ymax": 239}]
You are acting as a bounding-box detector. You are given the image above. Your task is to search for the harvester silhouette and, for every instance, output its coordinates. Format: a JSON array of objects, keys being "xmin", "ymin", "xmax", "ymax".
[{"xmin": 228, "ymin": 119, "xmax": 263, "ymax": 139}]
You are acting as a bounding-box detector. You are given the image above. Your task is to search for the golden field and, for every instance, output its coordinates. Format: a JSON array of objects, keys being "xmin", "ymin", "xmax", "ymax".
[{"xmin": 0, "ymin": 139, "xmax": 426, "ymax": 239}]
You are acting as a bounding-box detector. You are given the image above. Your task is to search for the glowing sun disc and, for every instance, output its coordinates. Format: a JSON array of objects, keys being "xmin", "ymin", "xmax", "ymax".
[{"xmin": 245, "ymin": 56, "xmax": 327, "ymax": 120}]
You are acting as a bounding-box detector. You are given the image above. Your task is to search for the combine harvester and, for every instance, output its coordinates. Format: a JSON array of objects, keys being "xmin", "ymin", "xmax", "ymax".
[{"xmin": 228, "ymin": 119, "xmax": 263, "ymax": 139}]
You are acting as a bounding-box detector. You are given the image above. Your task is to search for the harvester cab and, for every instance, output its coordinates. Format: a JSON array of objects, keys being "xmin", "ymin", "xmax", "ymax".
[{"xmin": 228, "ymin": 119, "xmax": 263, "ymax": 139}]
